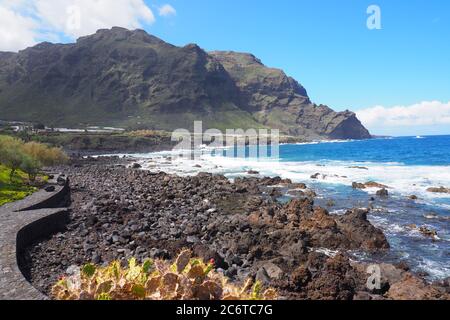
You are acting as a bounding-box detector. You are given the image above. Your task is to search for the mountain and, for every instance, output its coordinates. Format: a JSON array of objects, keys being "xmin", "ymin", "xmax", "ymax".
[{"xmin": 0, "ymin": 27, "xmax": 371, "ymax": 140}]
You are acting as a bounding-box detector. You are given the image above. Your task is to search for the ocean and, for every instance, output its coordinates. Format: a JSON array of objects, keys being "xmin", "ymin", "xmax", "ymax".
[{"xmin": 125, "ymin": 135, "xmax": 450, "ymax": 280}]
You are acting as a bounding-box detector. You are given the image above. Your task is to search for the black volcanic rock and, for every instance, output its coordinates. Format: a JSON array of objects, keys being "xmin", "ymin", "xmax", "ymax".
[{"xmin": 0, "ymin": 27, "xmax": 370, "ymax": 140}]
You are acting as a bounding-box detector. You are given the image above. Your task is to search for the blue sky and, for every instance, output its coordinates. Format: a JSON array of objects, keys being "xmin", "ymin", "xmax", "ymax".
[
  {"xmin": 147, "ymin": 0, "xmax": 450, "ymax": 135},
  {"xmin": 145, "ymin": 1, "xmax": 450, "ymax": 109},
  {"xmin": 1, "ymin": 0, "xmax": 449, "ymax": 135}
]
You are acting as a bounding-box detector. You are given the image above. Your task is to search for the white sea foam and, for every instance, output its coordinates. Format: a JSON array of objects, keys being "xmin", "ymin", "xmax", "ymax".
[
  {"xmin": 310, "ymin": 248, "xmax": 339, "ymax": 257},
  {"xmin": 329, "ymin": 209, "xmax": 347, "ymax": 215},
  {"xmin": 417, "ymin": 259, "xmax": 450, "ymax": 280},
  {"xmin": 280, "ymin": 139, "xmax": 356, "ymax": 146},
  {"xmin": 132, "ymin": 151, "xmax": 450, "ymax": 204},
  {"xmin": 368, "ymin": 216, "xmax": 411, "ymax": 236}
]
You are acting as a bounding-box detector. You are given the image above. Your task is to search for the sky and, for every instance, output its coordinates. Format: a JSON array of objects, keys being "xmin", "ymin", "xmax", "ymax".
[{"xmin": 0, "ymin": 0, "xmax": 449, "ymax": 136}]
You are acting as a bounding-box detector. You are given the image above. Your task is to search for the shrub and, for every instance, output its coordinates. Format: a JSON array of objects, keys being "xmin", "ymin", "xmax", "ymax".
[
  {"xmin": 0, "ymin": 135, "xmax": 68, "ymax": 181},
  {"xmin": 126, "ymin": 130, "xmax": 170, "ymax": 138},
  {"xmin": 52, "ymin": 250, "xmax": 278, "ymax": 301},
  {"xmin": 22, "ymin": 141, "xmax": 68, "ymax": 167}
]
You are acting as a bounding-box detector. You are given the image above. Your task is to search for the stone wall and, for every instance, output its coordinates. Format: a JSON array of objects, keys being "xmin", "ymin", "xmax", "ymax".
[{"xmin": 0, "ymin": 174, "xmax": 70, "ymax": 300}]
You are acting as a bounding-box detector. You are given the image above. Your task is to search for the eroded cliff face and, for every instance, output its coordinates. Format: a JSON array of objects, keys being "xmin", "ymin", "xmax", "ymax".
[
  {"xmin": 210, "ymin": 51, "xmax": 371, "ymax": 140},
  {"xmin": 0, "ymin": 27, "xmax": 370, "ymax": 140}
]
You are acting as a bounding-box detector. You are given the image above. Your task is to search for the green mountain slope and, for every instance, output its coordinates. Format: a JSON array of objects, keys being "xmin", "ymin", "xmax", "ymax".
[{"xmin": 0, "ymin": 27, "xmax": 370, "ymax": 140}]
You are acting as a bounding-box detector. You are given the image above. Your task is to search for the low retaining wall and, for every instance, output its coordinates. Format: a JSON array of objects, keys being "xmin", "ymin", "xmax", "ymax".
[{"xmin": 0, "ymin": 174, "xmax": 71, "ymax": 300}]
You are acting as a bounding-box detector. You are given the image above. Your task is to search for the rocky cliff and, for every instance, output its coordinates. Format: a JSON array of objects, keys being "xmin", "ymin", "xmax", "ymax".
[{"xmin": 0, "ymin": 27, "xmax": 371, "ymax": 140}]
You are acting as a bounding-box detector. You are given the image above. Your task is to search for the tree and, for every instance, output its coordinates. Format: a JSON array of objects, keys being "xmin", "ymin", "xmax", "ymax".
[
  {"xmin": 33, "ymin": 123, "xmax": 46, "ymax": 130},
  {"xmin": 0, "ymin": 136, "xmax": 27, "ymax": 181},
  {"xmin": 20, "ymin": 155, "xmax": 41, "ymax": 182}
]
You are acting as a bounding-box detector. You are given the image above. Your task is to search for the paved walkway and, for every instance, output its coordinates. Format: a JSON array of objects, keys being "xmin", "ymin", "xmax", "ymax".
[{"xmin": 0, "ymin": 175, "xmax": 70, "ymax": 300}]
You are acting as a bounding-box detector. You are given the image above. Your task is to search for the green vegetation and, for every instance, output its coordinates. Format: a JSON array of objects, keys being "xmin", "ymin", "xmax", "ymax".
[
  {"xmin": 27, "ymin": 132, "xmax": 172, "ymax": 152},
  {"xmin": 0, "ymin": 135, "xmax": 68, "ymax": 206},
  {"xmin": 0, "ymin": 164, "xmax": 37, "ymax": 206},
  {"xmin": 52, "ymin": 250, "xmax": 277, "ymax": 301}
]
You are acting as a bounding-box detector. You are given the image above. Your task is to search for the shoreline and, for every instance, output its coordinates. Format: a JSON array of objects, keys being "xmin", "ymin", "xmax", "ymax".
[
  {"xmin": 81, "ymin": 136, "xmax": 450, "ymax": 281},
  {"xmin": 22, "ymin": 157, "xmax": 449, "ymax": 300},
  {"xmin": 85, "ymin": 142, "xmax": 450, "ymax": 281}
]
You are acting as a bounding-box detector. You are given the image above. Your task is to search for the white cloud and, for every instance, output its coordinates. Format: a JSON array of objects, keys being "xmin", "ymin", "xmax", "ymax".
[
  {"xmin": 356, "ymin": 101, "xmax": 450, "ymax": 131},
  {"xmin": 0, "ymin": 4, "xmax": 38, "ymax": 51},
  {"xmin": 0, "ymin": 0, "xmax": 157, "ymax": 51},
  {"xmin": 34, "ymin": 0, "xmax": 155, "ymax": 39},
  {"xmin": 158, "ymin": 4, "xmax": 176, "ymax": 17}
]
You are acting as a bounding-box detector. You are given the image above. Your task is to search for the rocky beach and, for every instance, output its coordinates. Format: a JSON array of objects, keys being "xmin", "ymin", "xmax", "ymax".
[
  {"xmin": 21, "ymin": 157, "xmax": 449, "ymax": 300},
  {"xmin": 0, "ymin": 0, "xmax": 448, "ymax": 307}
]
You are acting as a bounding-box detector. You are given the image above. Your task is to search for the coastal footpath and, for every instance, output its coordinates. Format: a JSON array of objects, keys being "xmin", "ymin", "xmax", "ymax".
[{"xmin": 0, "ymin": 174, "xmax": 70, "ymax": 300}]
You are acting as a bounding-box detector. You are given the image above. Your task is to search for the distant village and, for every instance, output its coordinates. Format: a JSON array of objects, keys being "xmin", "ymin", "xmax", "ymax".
[{"xmin": 0, "ymin": 120, "xmax": 125, "ymax": 134}]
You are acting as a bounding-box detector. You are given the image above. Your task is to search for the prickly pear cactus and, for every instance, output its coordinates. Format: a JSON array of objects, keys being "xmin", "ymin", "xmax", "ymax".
[{"xmin": 51, "ymin": 250, "xmax": 278, "ymax": 301}]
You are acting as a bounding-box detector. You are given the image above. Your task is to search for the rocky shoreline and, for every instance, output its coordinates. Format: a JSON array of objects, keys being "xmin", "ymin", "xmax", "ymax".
[{"xmin": 23, "ymin": 157, "xmax": 449, "ymax": 300}]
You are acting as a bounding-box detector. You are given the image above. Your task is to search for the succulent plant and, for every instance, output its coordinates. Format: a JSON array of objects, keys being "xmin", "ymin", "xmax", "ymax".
[{"xmin": 52, "ymin": 250, "xmax": 277, "ymax": 301}]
